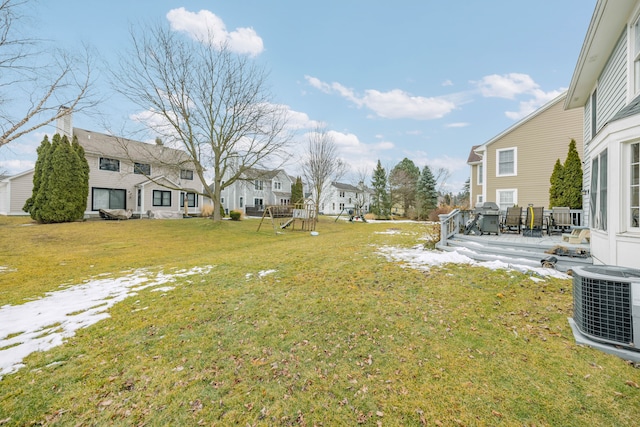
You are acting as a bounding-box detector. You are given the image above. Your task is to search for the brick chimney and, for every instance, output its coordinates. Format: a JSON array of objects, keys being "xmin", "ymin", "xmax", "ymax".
[{"xmin": 55, "ymin": 106, "xmax": 72, "ymax": 138}]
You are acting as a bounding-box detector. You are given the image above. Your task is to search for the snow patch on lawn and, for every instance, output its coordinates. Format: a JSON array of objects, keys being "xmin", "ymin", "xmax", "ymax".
[
  {"xmin": 377, "ymin": 244, "xmax": 569, "ymax": 279},
  {"xmin": 0, "ymin": 265, "xmax": 213, "ymax": 379}
]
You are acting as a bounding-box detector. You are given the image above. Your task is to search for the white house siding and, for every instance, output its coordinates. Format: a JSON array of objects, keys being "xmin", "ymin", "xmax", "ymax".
[
  {"xmin": 0, "ymin": 170, "xmax": 34, "ymax": 216},
  {"xmin": 596, "ymin": 29, "xmax": 628, "ymax": 130},
  {"xmin": 583, "ymin": 98, "xmax": 592, "ymax": 227},
  {"xmin": 220, "ymin": 169, "xmax": 293, "ymax": 214}
]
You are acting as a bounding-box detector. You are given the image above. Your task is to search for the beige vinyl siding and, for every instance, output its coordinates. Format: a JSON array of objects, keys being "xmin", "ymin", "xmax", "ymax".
[
  {"xmin": 470, "ymin": 164, "xmax": 483, "ymax": 207},
  {"xmin": 8, "ymin": 172, "xmax": 33, "ymax": 215},
  {"xmin": 596, "ymin": 28, "xmax": 628, "ymax": 132},
  {"xmin": 484, "ymin": 99, "xmax": 584, "ymax": 210}
]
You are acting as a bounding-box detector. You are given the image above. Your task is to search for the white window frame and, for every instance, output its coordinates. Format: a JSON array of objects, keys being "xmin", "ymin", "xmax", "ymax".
[
  {"xmin": 496, "ymin": 148, "xmax": 517, "ymax": 177},
  {"xmin": 634, "ymin": 15, "xmax": 640, "ymax": 95},
  {"xmin": 627, "ymin": 141, "xmax": 640, "ymax": 230},
  {"xmin": 496, "ymin": 189, "xmax": 517, "ymax": 212},
  {"xmin": 477, "ymin": 164, "xmax": 483, "ymax": 185},
  {"xmin": 590, "ymin": 149, "xmax": 608, "ymax": 231},
  {"xmin": 476, "ymin": 194, "xmax": 483, "ymax": 204}
]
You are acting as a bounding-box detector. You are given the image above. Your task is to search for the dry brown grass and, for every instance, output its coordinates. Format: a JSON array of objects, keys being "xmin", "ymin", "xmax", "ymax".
[{"xmin": 1, "ymin": 216, "xmax": 639, "ymax": 426}]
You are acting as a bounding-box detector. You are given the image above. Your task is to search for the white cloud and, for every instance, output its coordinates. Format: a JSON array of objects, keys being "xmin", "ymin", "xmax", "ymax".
[
  {"xmin": 505, "ymin": 89, "xmax": 564, "ymax": 120},
  {"xmin": 286, "ymin": 109, "xmax": 323, "ymax": 130},
  {"xmin": 305, "ymin": 76, "xmax": 457, "ymax": 120},
  {"xmin": 474, "ymin": 73, "xmax": 565, "ymax": 121},
  {"xmin": 475, "ymin": 73, "xmax": 539, "ymax": 99},
  {"xmin": 0, "ymin": 159, "xmax": 34, "ymax": 175},
  {"xmin": 442, "ymin": 79, "xmax": 454, "ymax": 87},
  {"xmin": 445, "ymin": 122, "xmax": 470, "ymax": 128},
  {"xmin": 166, "ymin": 8, "xmax": 264, "ymax": 57}
]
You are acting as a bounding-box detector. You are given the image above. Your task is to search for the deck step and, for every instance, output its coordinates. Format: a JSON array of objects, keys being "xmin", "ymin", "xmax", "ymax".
[{"xmin": 438, "ymin": 236, "xmax": 592, "ymax": 273}]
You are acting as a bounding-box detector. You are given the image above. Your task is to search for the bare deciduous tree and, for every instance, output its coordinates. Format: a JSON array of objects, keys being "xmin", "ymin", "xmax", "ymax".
[
  {"xmin": 434, "ymin": 167, "xmax": 451, "ymax": 194},
  {"xmin": 0, "ymin": 0, "xmax": 94, "ymax": 148},
  {"xmin": 302, "ymin": 127, "xmax": 346, "ymax": 220},
  {"xmin": 112, "ymin": 24, "xmax": 291, "ymax": 220}
]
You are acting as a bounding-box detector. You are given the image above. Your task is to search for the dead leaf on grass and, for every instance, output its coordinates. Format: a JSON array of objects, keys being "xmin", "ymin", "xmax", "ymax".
[{"xmin": 625, "ymin": 380, "xmax": 639, "ymax": 388}]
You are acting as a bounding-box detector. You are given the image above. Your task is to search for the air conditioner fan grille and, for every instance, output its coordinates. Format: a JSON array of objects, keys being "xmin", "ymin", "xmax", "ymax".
[{"xmin": 573, "ymin": 273, "xmax": 632, "ymax": 345}]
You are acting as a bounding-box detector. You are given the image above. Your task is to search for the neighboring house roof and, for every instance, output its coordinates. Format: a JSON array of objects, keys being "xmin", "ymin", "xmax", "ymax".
[
  {"xmin": 565, "ymin": 0, "xmax": 637, "ymax": 109},
  {"xmin": 243, "ymin": 168, "xmax": 287, "ymax": 180},
  {"xmin": 467, "ymin": 145, "xmax": 482, "ymax": 164},
  {"xmin": 475, "ymin": 92, "xmax": 568, "ymax": 152},
  {"xmin": 331, "ymin": 182, "xmax": 360, "ymax": 192},
  {"xmin": 136, "ymin": 176, "xmax": 180, "ymax": 189},
  {"xmin": 3, "ymin": 169, "xmax": 34, "ymax": 181},
  {"xmin": 74, "ymin": 128, "xmax": 192, "ymax": 165}
]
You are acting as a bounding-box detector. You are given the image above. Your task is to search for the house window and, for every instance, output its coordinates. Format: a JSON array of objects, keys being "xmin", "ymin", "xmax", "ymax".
[
  {"xmin": 239, "ymin": 197, "xmax": 244, "ymax": 208},
  {"xmin": 634, "ymin": 17, "xmax": 640, "ymax": 94},
  {"xmin": 153, "ymin": 190, "xmax": 171, "ymax": 207},
  {"xmin": 254, "ymin": 180, "xmax": 263, "ymax": 190},
  {"xmin": 134, "ymin": 163, "xmax": 151, "ymax": 175},
  {"xmin": 496, "ymin": 148, "xmax": 516, "ymax": 176},
  {"xmin": 339, "ymin": 203, "xmax": 345, "ymax": 211},
  {"xmin": 590, "ymin": 149, "xmax": 608, "ymax": 231},
  {"xmin": 496, "ymin": 189, "xmax": 516, "ymax": 212},
  {"xmin": 339, "ymin": 191, "xmax": 345, "ymax": 197},
  {"xmin": 92, "ymin": 188, "xmax": 126, "ymax": 210},
  {"xmin": 591, "ymin": 89, "xmax": 597, "ymax": 139},
  {"xmin": 630, "ymin": 143, "xmax": 639, "ymax": 228},
  {"xmin": 254, "ymin": 198, "xmax": 263, "ymax": 207},
  {"xmin": 477, "ymin": 164, "xmax": 483, "ymax": 185},
  {"xmin": 477, "ymin": 195, "xmax": 483, "ymax": 204},
  {"xmin": 274, "ymin": 181, "xmax": 281, "ymax": 190},
  {"xmin": 137, "ymin": 188, "xmax": 141, "ymax": 207},
  {"xmin": 180, "ymin": 192, "xmax": 197, "ymax": 208},
  {"xmin": 99, "ymin": 157, "xmax": 120, "ymax": 172},
  {"xmin": 332, "ymin": 203, "xmax": 335, "ymax": 211},
  {"xmin": 180, "ymin": 169, "xmax": 194, "ymax": 180}
]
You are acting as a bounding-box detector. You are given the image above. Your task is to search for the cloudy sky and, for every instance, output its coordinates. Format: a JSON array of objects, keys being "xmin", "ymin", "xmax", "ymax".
[{"xmin": 0, "ymin": 0, "xmax": 597, "ymax": 192}]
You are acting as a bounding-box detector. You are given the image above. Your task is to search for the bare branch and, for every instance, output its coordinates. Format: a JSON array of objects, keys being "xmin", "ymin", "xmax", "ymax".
[
  {"xmin": 0, "ymin": 0, "xmax": 97, "ymax": 148},
  {"xmin": 301, "ymin": 127, "xmax": 346, "ymax": 219},
  {"xmin": 112, "ymin": 24, "xmax": 291, "ymax": 220}
]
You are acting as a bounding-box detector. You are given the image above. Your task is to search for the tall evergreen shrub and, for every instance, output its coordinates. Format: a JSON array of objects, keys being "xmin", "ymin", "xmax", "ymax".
[
  {"xmin": 563, "ymin": 139, "xmax": 583, "ymax": 209},
  {"xmin": 27, "ymin": 134, "xmax": 89, "ymax": 223},
  {"xmin": 549, "ymin": 159, "xmax": 564, "ymax": 208},
  {"xmin": 416, "ymin": 165, "xmax": 438, "ymax": 220},
  {"xmin": 371, "ymin": 160, "xmax": 390, "ymax": 218}
]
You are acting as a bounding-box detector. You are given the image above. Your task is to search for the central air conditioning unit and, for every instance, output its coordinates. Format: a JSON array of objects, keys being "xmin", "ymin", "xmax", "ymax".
[{"xmin": 568, "ymin": 265, "xmax": 640, "ymax": 362}]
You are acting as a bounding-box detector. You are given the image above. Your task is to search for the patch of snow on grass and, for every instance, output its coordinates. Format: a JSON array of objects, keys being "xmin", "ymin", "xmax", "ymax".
[
  {"xmin": 258, "ymin": 269, "xmax": 277, "ymax": 278},
  {"xmin": 377, "ymin": 245, "xmax": 569, "ymax": 279},
  {"xmin": 0, "ymin": 265, "xmax": 213, "ymax": 379}
]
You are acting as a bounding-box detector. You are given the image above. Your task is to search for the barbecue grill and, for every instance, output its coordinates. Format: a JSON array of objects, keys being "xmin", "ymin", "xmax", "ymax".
[{"xmin": 464, "ymin": 201, "xmax": 501, "ymax": 235}]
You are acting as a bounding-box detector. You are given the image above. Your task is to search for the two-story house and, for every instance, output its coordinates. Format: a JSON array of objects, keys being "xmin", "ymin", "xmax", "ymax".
[
  {"xmin": 0, "ymin": 115, "xmax": 209, "ymax": 218},
  {"xmin": 219, "ymin": 168, "xmax": 293, "ymax": 215},
  {"xmin": 319, "ymin": 182, "xmax": 372, "ymax": 215},
  {"xmin": 468, "ymin": 92, "xmax": 584, "ymax": 211},
  {"xmin": 565, "ymin": 0, "xmax": 640, "ymax": 268}
]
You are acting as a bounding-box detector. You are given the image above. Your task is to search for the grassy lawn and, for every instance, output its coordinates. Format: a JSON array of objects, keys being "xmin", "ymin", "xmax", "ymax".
[{"xmin": 1, "ymin": 215, "xmax": 639, "ymax": 426}]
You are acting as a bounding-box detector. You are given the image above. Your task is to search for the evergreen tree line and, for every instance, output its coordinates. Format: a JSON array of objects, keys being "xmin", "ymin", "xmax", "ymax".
[
  {"xmin": 24, "ymin": 134, "xmax": 90, "ymax": 223},
  {"xmin": 370, "ymin": 158, "xmax": 464, "ymax": 220},
  {"xmin": 549, "ymin": 139, "xmax": 583, "ymax": 209}
]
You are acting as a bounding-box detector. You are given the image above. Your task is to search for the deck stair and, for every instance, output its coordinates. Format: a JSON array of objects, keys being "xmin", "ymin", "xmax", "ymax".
[{"xmin": 438, "ymin": 233, "xmax": 592, "ymax": 273}]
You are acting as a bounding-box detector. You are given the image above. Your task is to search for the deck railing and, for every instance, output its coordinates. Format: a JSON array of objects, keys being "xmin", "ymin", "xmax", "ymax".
[
  {"xmin": 438, "ymin": 209, "xmax": 466, "ymax": 246},
  {"xmin": 437, "ymin": 208, "xmax": 584, "ymax": 247}
]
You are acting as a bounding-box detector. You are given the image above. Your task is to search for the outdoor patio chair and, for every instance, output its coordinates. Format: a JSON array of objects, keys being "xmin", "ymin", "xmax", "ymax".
[
  {"xmin": 500, "ymin": 206, "xmax": 522, "ymax": 233},
  {"xmin": 562, "ymin": 226, "xmax": 591, "ymax": 244},
  {"xmin": 548, "ymin": 206, "xmax": 572, "ymax": 235},
  {"xmin": 523, "ymin": 206, "xmax": 544, "ymax": 237}
]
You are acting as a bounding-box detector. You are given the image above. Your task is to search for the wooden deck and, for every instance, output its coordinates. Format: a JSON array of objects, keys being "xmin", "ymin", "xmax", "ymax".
[{"xmin": 437, "ymin": 232, "xmax": 592, "ymax": 273}]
